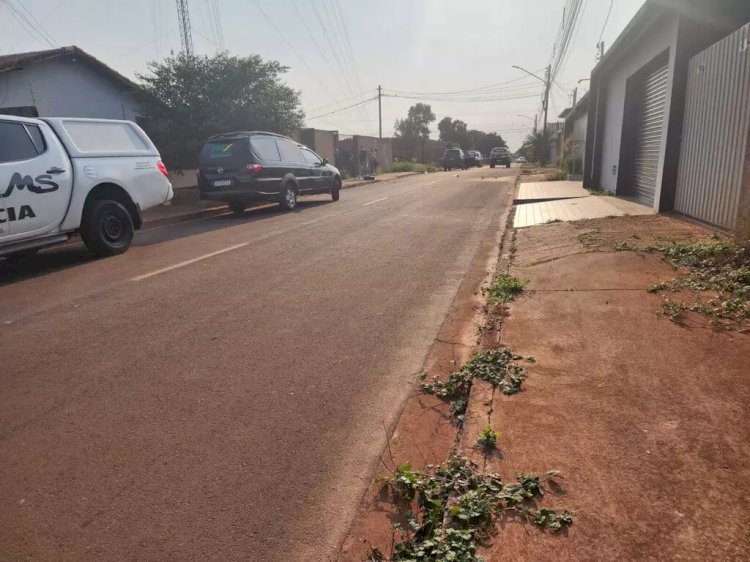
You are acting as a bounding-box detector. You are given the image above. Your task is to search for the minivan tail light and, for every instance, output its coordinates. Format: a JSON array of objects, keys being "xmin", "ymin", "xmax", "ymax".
[
  {"xmin": 157, "ymin": 160, "xmax": 168, "ymax": 178},
  {"xmin": 245, "ymin": 163, "xmax": 262, "ymax": 174}
]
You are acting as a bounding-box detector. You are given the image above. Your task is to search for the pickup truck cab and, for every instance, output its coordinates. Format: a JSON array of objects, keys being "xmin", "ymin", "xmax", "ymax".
[{"xmin": 0, "ymin": 116, "xmax": 172, "ymax": 258}]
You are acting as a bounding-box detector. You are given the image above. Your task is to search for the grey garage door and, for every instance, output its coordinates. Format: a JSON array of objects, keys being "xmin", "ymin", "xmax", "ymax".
[
  {"xmin": 675, "ymin": 23, "xmax": 750, "ymax": 230},
  {"xmin": 630, "ymin": 62, "xmax": 670, "ymax": 206}
]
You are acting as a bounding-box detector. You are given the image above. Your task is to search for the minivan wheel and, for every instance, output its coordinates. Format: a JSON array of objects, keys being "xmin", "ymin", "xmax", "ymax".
[
  {"xmin": 228, "ymin": 200, "xmax": 247, "ymax": 215},
  {"xmin": 278, "ymin": 183, "xmax": 297, "ymax": 210},
  {"xmin": 80, "ymin": 199, "xmax": 134, "ymax": 257},
  {"xmin": 331, "ymin": 178, "xmax": 341, "ymax": 201}
]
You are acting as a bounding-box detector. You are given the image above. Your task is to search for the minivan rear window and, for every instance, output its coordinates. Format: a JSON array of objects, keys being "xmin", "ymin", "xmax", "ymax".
[
  {"xmin": 446, "ymin": 149, "xmax": 461, "ymax": 157},
  {"xmin": 250, "ymin": 136, "xmax": 282, "ymax": 162},
  {"xmin": 200, "ymin": 138, "xmax": 250, "ymax": 164}
]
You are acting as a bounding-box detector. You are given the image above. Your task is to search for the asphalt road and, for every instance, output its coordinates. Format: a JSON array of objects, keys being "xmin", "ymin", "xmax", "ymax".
[{"xmin": 0, "ymin": 166, "xmax": 516, "ymax": 561}]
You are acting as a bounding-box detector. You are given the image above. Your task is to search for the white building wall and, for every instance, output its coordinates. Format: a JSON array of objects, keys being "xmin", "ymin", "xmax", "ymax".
[
  {"xmin": 598, "ymin": 16, "xmax": 680, "ymax": 200},
  {"xmin": 572, "ymin": 113, "xmax": 588, "ymax": 161},
  {"xmin": 0, "ymin": 58, "xmax": 138, "ymax": 120}
]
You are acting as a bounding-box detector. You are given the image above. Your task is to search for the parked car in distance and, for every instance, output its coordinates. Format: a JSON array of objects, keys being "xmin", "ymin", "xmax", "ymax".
[
  {"xmin": 442, "ymin": 148, "xmax": 466, "ymax": 171},
  {"xmin": 0, "ymin": 116, "xmax": 172, "ymax": 259},
  {"xmin": 197, "ymin": 132, "xmax": 342, "ymax": 213},
  {"xmin": 489, "ymin": 147, "xmax": 511, "ymax": 168},
  {"xmin": 464, "ymin": 150, "xmax": 483, "ymax": 168},
  {"xmin": 516, "ymin": 156, "xmax": 527, "ymax": 164}
]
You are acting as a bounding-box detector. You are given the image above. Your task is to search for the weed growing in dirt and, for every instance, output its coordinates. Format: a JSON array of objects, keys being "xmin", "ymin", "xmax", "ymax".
[
  {"xmin": 421, "ymin": 349, "xmax": 531, "ymax": 423},
  {"xmin": 546, "ymin": 171, "xmax": 567, "ymax": 181},
  {"xmin": 371, "ymin": 457, "xmax": 571, "ymax": 561},
  {"xmin": 658, "ymin": 300, "xmax": 688, "ymax": 324},
  {"xmin": 647, "ymin": 240, "xmax": 749, "ymax": 329},
  {"xmin": 613, "ymin": 240, "xmax": 638, "ymax": 251},
  {"xmin": 475, "ymin": 425, "xmax": 499, "ymax": 451},
  {"xmin": 483, "ymin": 274, "xmax": 527, "ymax": 304}
]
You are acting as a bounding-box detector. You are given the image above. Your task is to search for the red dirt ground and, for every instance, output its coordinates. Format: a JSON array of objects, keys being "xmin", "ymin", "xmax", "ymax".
[{"xmin": 464, "ymin": 216, "xmax": 750, "ymax": 561}]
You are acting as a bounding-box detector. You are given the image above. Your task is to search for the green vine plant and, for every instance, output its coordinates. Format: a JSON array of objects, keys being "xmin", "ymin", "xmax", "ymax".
[
  {"xmin": 420, "ymin": 349, "xmax": 534, "ymax": 423},
  {"xmin": 475, "ymin": 425, "xmax": 499, "ymax": 452},
  {"xmin": 646, "ymin": 240, "xmax": 749, "ymax": 330},
  {"xmin": 369, "ymin": 457, "xmax": 572, "ymax": 561}
]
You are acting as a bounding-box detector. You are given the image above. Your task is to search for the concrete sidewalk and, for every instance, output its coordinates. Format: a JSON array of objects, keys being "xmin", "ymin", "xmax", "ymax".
[
  {"xmin": 513, "ymin": 181, "xmax": 654, "ymax": 228},
  {"xmin": 141, "ymin": 171, "xmax": 424, "ymax": 229},
  {"xmin": 463, "ymin": 215, "xmax": 750, "ymax": 561}
]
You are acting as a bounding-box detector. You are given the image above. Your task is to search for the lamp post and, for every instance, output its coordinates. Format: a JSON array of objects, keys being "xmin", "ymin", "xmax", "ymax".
[{"xmin": 512, "ymin": 64, "xmax": 551, "ymax": 164}]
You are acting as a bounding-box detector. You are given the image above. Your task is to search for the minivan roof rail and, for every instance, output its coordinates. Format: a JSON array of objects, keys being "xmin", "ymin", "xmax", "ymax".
[{"xmin": 207, "ymin": 131, "xmax": 292, "ymax": 141}]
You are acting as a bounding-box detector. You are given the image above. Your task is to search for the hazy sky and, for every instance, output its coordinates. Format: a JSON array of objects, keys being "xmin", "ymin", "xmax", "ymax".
[{"xmin": 1, "ymin": 0, "xmax": 646, "ymax": 149}]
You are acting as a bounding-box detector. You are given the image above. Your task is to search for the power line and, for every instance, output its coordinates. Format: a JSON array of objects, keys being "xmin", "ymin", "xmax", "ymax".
[
  {"xmin": 328, "ymin": 0, "xmax": 369, "ymax": 122},
  {"xmin": 310, "ymin": 0, "xmax": 364, "ymax": 124},
  {"xmin": 383, "ymin": 92, "xmax": 541, "ymax": 103},
  {"xmin": 307, "ymin": 96, "xmax": 378, "ymax": 120},
  {"xmin": 599, "ymin": 0, "xmax": 614, "ymax": 45},
  {"xmin": 250, "ymin": 0, "xmax": 341, "ymax": 107},
  {"xmin": 384, "ymin": 73, "xmax": 545, "ymax": 97},
  {"xmin": 307, "ymin": 89, "xmax": 378, "ymax": 113},
  {"xmin": 292, "ymin": 0, "xmax": 358, "ymax": 117},
  {"xmin": 3, "ymin": 0, "xmax": 57, "ymax": 48}
]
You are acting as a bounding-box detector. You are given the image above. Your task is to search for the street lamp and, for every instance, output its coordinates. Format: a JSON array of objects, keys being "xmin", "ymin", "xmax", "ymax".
[
  {"xmin": 517, "ymin": 114, "xmax": 537, "ymax": 134},
  {"xmin": 512, "ymin": 64, "xmax": 552, "ymax": 164}
]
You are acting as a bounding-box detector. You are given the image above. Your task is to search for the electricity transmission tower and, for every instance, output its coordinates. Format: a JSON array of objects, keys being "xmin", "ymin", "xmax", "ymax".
[{"xmin": 175, "ymin": 0, "xmax": 194, "ymax": 55}]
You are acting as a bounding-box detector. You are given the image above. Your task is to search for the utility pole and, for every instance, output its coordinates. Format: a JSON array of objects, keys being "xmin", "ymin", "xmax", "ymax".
[
  {"xmin": 542, "ymin": 65, "xmax": 550, "ymax": 136},
  {"xmin": 175, "ymin": 0, "xmax": 194, "ymax": 56},
  {"xmin": 534, "ymin": 115, "xmax": 538, "ymax": 135},
  {"xmin": 572, "ymin": 87, "xmax": 578, "ymax": 107},
  {"xmin": 512, "ymin": 64, "xmax": 552, "ymax": 163},
  {"xmin": 378, "ymin": 85, "xmax": 382, "ymax": 139}
]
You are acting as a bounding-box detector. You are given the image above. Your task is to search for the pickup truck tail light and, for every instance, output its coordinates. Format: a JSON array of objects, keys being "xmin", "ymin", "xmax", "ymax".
[
  {"xmin": 156, "ymin": 160, "xmax": 168, "ymax": 178},
  {"xmin": 245, "ymin": 163, "xmax": 262, "ymax": 174}
]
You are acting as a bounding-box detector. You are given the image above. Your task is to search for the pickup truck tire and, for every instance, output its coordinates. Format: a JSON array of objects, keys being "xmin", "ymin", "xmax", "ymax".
[
  {"xmin": 228, "ymin": 201, "xmax": 247, "ymax": 215},
  {"xmin": 278, "ymin": 182, "xmax": 297, "ymax": 211},
  {"xmin": 331, "ymin": 178, "xmax": 341, "ymax": 201},
  {"xmin": 80, "ymin": 199, "xmax": 134, "ymax": 257}
]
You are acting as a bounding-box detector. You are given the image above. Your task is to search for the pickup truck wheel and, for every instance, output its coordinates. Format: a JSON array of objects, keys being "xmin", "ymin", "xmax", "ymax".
[
  {"xmin": 278, "ymin": 183, "xmax": 297, "ymax": 211},
  {"xmin": 331, "ymin": 178, "xmax": 341, "ymax": 201},
  {"xmin": 228, "ymin": 200, "xmax": 247, "ymax": 215},
  {"xmin": 81, "ymin": 199, "xmax": 134, "ymax": 257}
]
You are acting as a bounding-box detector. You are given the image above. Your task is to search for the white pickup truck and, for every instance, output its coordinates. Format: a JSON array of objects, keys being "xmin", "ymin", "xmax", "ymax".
[{"xmin": 0, "ymin": 116, "xmax": 172, "ymax": 258}]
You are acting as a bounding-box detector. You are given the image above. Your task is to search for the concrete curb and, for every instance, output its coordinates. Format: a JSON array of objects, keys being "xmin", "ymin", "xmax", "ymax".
[
  {"xmin": 341, "ymin": 171, "xmax": 423, "ymax": 190},
  {"xmin": 141, "ymin": 172, "xmax": 427, "ymax": 229}
]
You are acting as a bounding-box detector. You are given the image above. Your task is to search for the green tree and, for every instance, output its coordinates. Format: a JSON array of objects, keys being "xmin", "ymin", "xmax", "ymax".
[
  {"xmin": 476, "ymin": 132, "xmax": 507, "ymax": 156},
  {"xmin": 438, "ymin": 117, "xmax": 468, "ymax": 146},
  {"xmin": 517, "ymin": 130, "xmax": 550, "ymax": 163},
  {"xmin": 136, "ymin": 52, "xmax": 304, "ymax": 167},
  {"xmin": 394, "ymin": 103, "xmax": 436, "ymax": 139}
]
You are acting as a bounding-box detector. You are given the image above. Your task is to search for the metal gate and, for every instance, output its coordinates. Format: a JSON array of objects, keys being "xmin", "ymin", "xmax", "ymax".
[
  {"xmin": 630, "ymin": 62, "xmax": 670, "ymax": 206},
  {"xmin": 675, "ymin": 23, "xmax": 750, "ymax": 230}
]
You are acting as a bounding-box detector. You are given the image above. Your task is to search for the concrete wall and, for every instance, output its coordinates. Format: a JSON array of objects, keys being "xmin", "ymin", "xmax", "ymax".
[
  {"xmin": 571, "ymin": 113, "xmax": 588, "ymax": 161},
  {"xmin": 294, "ymin": 128, "xmax": 338, "ymax": 164},
  {"xmin": 597, "ymin": 15, "xmax": 679, "ymax": 198},
  {"xmin": 392, "ymin": 137, "xmax": 445, "ymax": 164},
  {"xmin": 0, "ymin": 58, "xmax": 138, "ymax": 120},
  {"xmin": 336, "ymin": 135, "xmax": 393, "ymax": 175}
]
